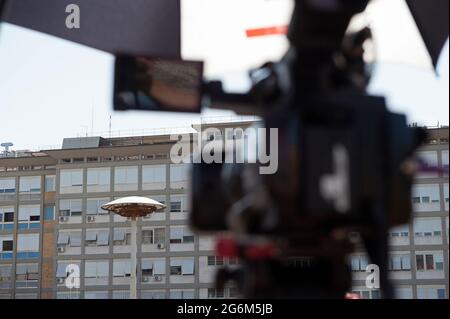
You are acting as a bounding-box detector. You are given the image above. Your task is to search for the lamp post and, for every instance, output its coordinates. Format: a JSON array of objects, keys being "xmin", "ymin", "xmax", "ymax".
[{"xmin": 101, "ymin": 196, "xmax": 165, "ymax": 299}]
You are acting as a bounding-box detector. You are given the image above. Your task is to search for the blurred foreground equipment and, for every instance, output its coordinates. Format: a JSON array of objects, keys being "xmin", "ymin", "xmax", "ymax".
[
  {"xmin": 111, "ymin": 0, "xmax": 447, "ymax": 299},
  {"xmin": 2, "ymin": 0, "xmax": 448, "ymax": 299}
]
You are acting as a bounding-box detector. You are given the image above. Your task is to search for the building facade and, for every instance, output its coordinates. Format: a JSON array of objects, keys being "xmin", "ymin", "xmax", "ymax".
[
  {"xmin": 0, "ymin": 124, "xmax": 448, "ymax": 299},
  {"xmin": 350, "ymin": 127, "xmax": 449, "ymax": 299}
]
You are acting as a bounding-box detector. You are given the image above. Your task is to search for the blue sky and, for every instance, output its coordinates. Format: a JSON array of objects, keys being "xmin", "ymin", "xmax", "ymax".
[{"xmin": 0, "ymin": 0, "xmax": 448, "ymax": 151}]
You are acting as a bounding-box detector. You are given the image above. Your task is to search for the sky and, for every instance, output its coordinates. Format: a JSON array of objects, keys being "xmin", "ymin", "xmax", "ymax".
[{"xmin": 0, "ymin": 0, "xmax": 448, "ymax": 151}]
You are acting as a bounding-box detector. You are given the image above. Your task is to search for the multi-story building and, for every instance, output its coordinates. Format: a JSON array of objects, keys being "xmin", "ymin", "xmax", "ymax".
[
  {"xmin": 0, "ymin": 120, "xmax": 253, "ymax": 299},
  {"xmin": 350, "ymin": 127, "xmax": 449, "ymax": 299},
  {"xmin": 0, "ymin": 123, "xmax": 448, "ymax": 299}
]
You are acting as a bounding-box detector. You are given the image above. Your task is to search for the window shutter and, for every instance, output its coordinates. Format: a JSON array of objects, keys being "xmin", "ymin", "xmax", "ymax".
[
  {"xmin": 181, "ymin": 260, "xmax": 194, "ymax": 275},
  {"xmin": 153, "ymin": 260, "xmax": 166, "ymax": 275}
]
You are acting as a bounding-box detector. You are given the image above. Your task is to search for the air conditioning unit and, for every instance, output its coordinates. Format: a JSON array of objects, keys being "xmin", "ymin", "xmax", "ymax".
[
  {"xmin": 87, "ymin": 216, "xmax": 96, "ymax": 223},
  {"xmin": 142, "ymin": 276, "xmax": 149, "ymax": 282},
  {"xmin": 57, "ymin": 246, "xmax": 66, "ymax": 253},
  {"xmin": 154, "ymin": 275, "xmax": 162, "ymax": 282},
  {"xmin": 59, "ymin": 216, "xmax": 68, "ymax": 223},
  {"xmin": 157, "ymin": 243, "xmax": 165, "ymax": 249},
  {"xmin": 57, "ymin": 277, "xmax": 65, "ymax": 284}
]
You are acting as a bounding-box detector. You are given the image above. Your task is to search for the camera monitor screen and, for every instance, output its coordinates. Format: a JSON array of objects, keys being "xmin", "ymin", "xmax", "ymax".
[{"xmin": 114, "ymin": 55, "xmax": 203, "ymax": 113}]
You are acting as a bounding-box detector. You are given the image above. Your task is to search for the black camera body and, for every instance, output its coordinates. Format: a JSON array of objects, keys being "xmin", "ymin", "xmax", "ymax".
[
  {"xmin": 112, "ymin": 0, "xmax": 428, "ymax": 298},
  {"xmin": 188, "ymin": 0, "xmax": 426, "ymax": 298},
  {"xmin": 190, "ymin": 90, "xmax": 424, "ymax": 239}
]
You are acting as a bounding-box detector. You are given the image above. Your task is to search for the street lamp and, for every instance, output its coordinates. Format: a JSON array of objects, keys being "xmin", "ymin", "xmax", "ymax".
[{"xmin": 101, "ymin": 196, "xmax": 165, "ymax": 299}]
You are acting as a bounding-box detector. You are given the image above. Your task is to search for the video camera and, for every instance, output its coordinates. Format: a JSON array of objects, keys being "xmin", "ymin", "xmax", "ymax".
[{"xmin": 113, "ymin": 0, "xmax": 426, "ymax": 298}]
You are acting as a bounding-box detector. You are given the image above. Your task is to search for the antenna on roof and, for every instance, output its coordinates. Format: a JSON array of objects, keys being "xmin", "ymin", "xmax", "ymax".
[
  {"xmin": 1, "ymin": 142, "xmax": 14, "ymax": 156},
  {"xmin": 109, "ymin": 115, "xmax": 112, "ymax": 138}
]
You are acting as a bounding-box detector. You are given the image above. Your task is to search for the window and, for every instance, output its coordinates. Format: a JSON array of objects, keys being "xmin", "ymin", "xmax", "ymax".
[
  {"xmin": 169, "ymin": 195, "xmax": 189, "ymax": 213},
  {"xmin": 86, "ymin": 198, "xmax": 110, "ymax": 215},
  {"xmin": 56, "ymin": 262, "xmax": 80, "ymax": 279},
  {"xmin": 17, "ymin": 234, "xmax": 39, "ymax": 259},
  {"xmin": 425, "ymin": 255, "xmax": 434, "ymax": 270},
  {"xmin": 170, "ymin": 164, "xmax": 189, "ymax": 188},
  {"xmin": 350, "ymin": 255, "xmax": 369, "ymax": 271},
  {"xmin": 170, "ymin": 227, "xmax": 194, "ymax": 244},
  {"xmin": 113, "ymin": 229, "xmax": 131, "ymax": 246},
  {"xmin": 170, "ymin": 290, "xmax": 195, "ymax": 299},
  {"xmin": 389, "ymin": 225, "xmax": 409, "ymax": 239},
  {"xmin": 352, "ymin": 289, "xmax": 380, "ymax": 299},
  {"xmin": 435, "ymin": 255, "xmax": 444, "ymax": 270},
  {"xmin": 0, "ymin": 265, "xmax": 12, "ymax": 285},
  {"xmin": 154, "ymin": 228, "xmax": 165, "ymax": 244},
  {"xmin": 114, "ymin": 166, "xmax": 138, "ymax": 187},
  {"xmin": 416, "ymin": 253, "xmax": 443, "ymax": 271},
  {"xmin": 84, "ymin": 291, "xmax": 109, "ymax": 299},
  {"xmin": 4, "ymin": 212, "xmax": 14, "ymax": 223},
  {"xmin": 411, "ymin": 184, "xmax": 440, "ymax": 207},
  {"xmin": 0, "ymin": 178, "xmax": 15, "ymax": 193},
  {"xmin": 414, "ymin": 218, "xmax": 442, "ymax": 237},
  {"xmin": 1, "ymin": 240, "xmax": 13, "ymax": 252},
  {"xmin": 142, "ymin": 165, "xmax": 166, "ymax": 190},
  {"xmin": 416, "ymin": 255, "xmax": 424, "ymax": 271},
  {"xmin": 87, "ymin": 168, "xmax": 111, "ymax": 192},
  {"xmin": 170, "ymin": 201, "xmax": 181, "ymax": 212},
  {"xmin": 18, "ymin": 205, "xmax": 40, "ymax": 223},
  {"xmin": 15, "ymin": 264, "xmax": 38, "ymax": 285},
  {"xmin": 142, "ymin": 230, "xmax": 153, "ymax": 245},
  {"xmin": 0, "ymin": 207, "xmax": 14, "ymax": 223},
  {"xmin": 59, "ymin": 169, "xmax": 83, "ymax": 193},
  {"xmin": 401, "ymin": 255, "xmax": 411, "ymax": 270},
  {"xmin": 395, "ymin": 287, "xmax": 413, "ymax": 299},
  {"xmin": 0, "ymin": 236, "xmax": 13, "ymax": 260},
  {"xmin": 85, "ymin": 260, "xmax": 109, "ymax": 278},
  {"xmin": 141, "ymin": 291, "xmax": 166, "ymax": 299},
  {"xmin": 170, "ymin": 263, "xmax": 181, "ymax": 275},
  {"xmin": 170, "ymin": 259, "xmax": 194, "ymax": 275},
  {"xmin": 417, "ymin": 286, "xmax": 447, "ymax": 299},
  {"xmin": 57, "ymin": 292, "xmax": 80, "ymax": 299},
  {"xmin": 85, "ymin": 230, "xmax": 109, "ymax": 246},
  {"xmin": 44, "ymin": 205, "xmax": 55, "ymax": 221},
  {"xmin": 57, "ymin": 231, "xmax": 81, "ymax": 247},
  {"xmin": 59, "ymin": 199, "xmax": 82, "ymax": 217},
  {"xmin": 57, "ymin": 233, "xmax": 69, "ymax": 246},
  {"xmin": 389, "ymin": 255, "xmax": 410, "ymax": 270},
  {"xmin": 142, "ymin": 260, "xmax": 153, "ymax": 276},
  {"xmin": 207, "ymin": 256, "xmax": 224, "ymax": 266},
  {"xmin": 113, "ymin": 260, "xmax": 131, "ymax": 277},
  {"xmin": 19, "ymin": 176, "xmax": 41, "ymax": 193},
  {"xmin": 112, "ymin": 291, "xmax": 130, "ymax": 299},
  {"xmin": 142, "ymin": 259, "xmax": 166, "ymax": 276},
  {"xmin": 208, "ymin": 288, "xmax": 225, "ymax": 298}
]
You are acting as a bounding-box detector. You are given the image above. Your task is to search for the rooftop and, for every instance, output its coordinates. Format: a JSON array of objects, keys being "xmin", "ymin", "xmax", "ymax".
[
  {"xmin": 0, "ymin": 120, "xmax": 447, "ymax": 160},
  {"xmin": 0, "ymin": 117, "xmax": 261, "ymax": 159}
]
